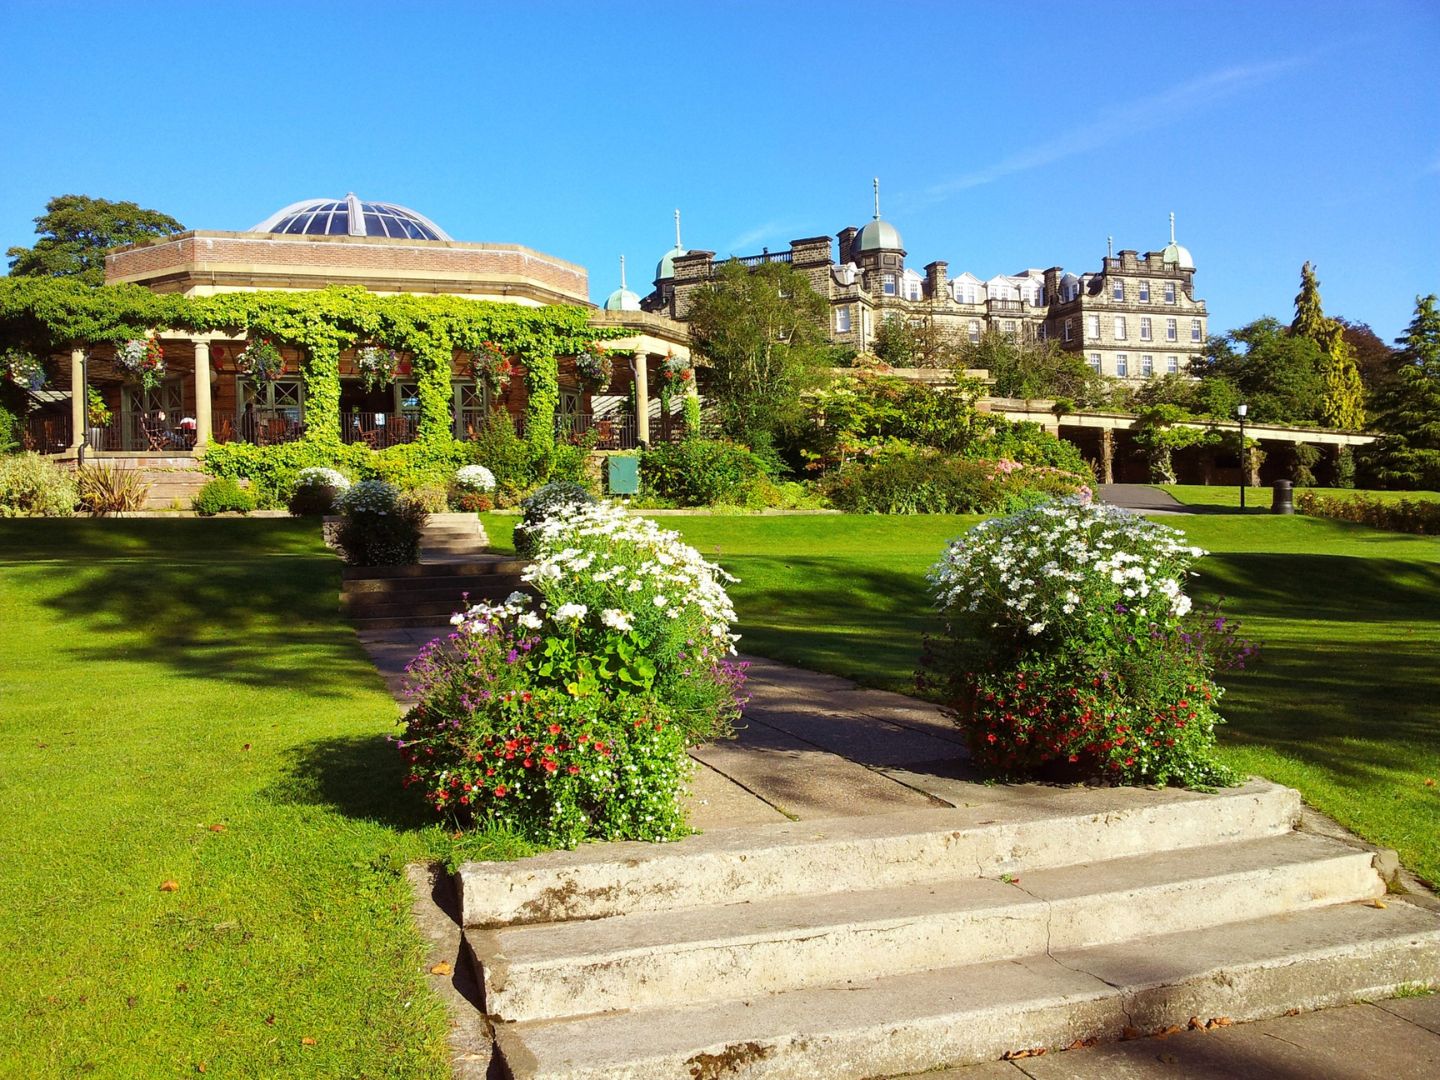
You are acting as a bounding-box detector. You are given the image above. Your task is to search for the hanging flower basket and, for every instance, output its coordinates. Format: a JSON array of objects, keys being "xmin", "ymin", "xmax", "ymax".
[
  {"xmin": 658, "ymin": 352, "xmax": 693, "ymax": 409},
  {"xmin": 469, "ymin": 341, "xmax": 514, "ymax": 398},
  {"xmin": 2, "ymin": 349, "xmax": 46, "ymax": 391},
  {"xmin": 115, "ymin": 338, "xmax": 166, "ymax": 391},
  {"xmin": 356, "ymin": 345, "xmax": 400, "ymax": 391},
  {"xmin": 574, "ymin": 344, "xmax": 614, "ymax": 391},
  {"xmin": 235, "ymin": 338, "xmax": 284, "ymax": 383}
]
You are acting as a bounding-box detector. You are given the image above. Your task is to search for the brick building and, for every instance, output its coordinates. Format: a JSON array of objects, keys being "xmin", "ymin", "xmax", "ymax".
[{"xmin": 641, "ymin": 187, "xmax": 1208, "ymax": 384}]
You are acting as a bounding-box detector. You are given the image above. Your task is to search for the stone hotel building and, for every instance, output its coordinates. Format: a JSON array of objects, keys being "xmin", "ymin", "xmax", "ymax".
[{"xmin": 640, "ymin": 192, "xmax": 1208, "ymax": 384}]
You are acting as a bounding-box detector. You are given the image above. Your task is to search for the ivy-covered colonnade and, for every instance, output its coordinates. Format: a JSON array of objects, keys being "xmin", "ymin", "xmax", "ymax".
[{"xmin": 0, "ymin": 279, "xmax": 691, "ymax": 456}]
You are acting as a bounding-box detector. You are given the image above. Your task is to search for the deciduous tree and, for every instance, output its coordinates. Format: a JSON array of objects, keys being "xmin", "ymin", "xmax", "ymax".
[
  {"xmin": 683, "ymin": 259, "xmax": 831, "ymax": 448},
  {"xmin": 6, "ymin": 195, "xmax": 184, "ymax": 286}
]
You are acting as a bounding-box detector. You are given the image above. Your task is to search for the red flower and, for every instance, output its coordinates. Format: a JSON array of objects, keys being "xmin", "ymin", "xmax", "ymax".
[
  {"xmin": 493, "ymin": 785, "xmax": 507, "ymax": 797},
  {"xmin": 567, "ymin": 765, "xmax": 580, "ymax": 775},
  {"xmin": 542, "ymin": 760, "xmax": 558, "ymax": 773},
  {"xmin": 548, "ymin": 723, "xmax": 562, "ymax": 735}
]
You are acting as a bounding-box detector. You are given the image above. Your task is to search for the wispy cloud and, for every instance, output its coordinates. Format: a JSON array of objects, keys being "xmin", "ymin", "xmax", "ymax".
[
  {"xmin": 724, "ymin": 220, "xmax": 800, "ymax": 253},
  {"xmin": 904, "ymin": 56, "xmax": 1306, "ymax": 209}
]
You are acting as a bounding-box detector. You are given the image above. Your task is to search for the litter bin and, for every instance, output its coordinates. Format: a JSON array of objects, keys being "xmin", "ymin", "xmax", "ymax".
[
  {"xmin": 606, "ymin": 455, "xmax": 639, "ymax": 496},
  {"xmin": 1271, "ymin": 479, "xmax": 1294, "ymax": 515}
]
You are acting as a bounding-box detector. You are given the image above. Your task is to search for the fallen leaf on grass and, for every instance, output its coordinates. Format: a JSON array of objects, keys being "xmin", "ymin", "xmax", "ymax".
[
  {"xmin": 195, "ymin": 1064, "xmax": 206, "ymax": 1074},
  {"xmin": 1425, "ymin": 778, "xmax": 1435, "ymax": 787},
  {"xmin": 242, "ymin": 744, "xmax": 251, "ymax": 751},
  {"xmin": 160, "ymin": 880, "xmax": 179, "ymax": 893},
  {"xmin": 208, "ymin": 824, "xmax": 227, "ymax": 833},
  {"xmin": 429, "ymin": 961, "xmax": 453, "ymax": 976},
  {"xmin": 301, "ymin": 1037, "xmax": 316, "ymax": 1046},
  {"xmin": 264, "ymin": 1014, "xmax": 275, "ymax": 1026}
]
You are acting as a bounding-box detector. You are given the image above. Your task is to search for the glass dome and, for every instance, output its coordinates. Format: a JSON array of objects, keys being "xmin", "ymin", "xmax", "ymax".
[{"xmin": 250, "ymin": 193, "xmax": 452, "ymax": 241}]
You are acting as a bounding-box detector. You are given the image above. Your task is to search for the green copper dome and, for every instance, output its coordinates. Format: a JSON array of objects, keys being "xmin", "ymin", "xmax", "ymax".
[
  {"xmin": 856, "ymin": 218, "xmax": 904, "ymax": 253},
  {"xmin": 655, "ymin": 244, "xmax": 686, "ymax": 281},
  {"xmin": 603, "ymin": 286, "xmax": 641, "ymax": 312}
]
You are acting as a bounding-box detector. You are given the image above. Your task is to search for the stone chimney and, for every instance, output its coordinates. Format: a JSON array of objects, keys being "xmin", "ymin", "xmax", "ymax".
[
  {"xmin": 837, "ymin": 226, "xmax": 859, "ymax": 266},
  {"xmin": 924, "ymin": 260, "xmax": 948, "ymax": 300}
]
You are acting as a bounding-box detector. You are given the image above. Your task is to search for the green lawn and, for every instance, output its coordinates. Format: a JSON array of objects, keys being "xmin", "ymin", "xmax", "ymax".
[
  {"xmin": 1162, "ymin": 483, "xmax": 1440, "ymax": 511},
  {"xmin": 0, "ymin": 520, "xmax": 525, "ymax": 1078},
  {"xmin": 488, "ymin": 510, "xmax": 1440, "ymax": 887}
]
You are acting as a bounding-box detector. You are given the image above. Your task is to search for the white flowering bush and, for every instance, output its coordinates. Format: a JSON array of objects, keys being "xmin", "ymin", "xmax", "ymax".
[
  {"xmin": 919, "ymin": 498, "xmax": 1242, "ymax": 787},
  {"xmin": 397, "ymin": 500, "xmax": 748, "ymax": 845},
  {"xmin": 288, "ymin": 466, "xmax": 351, "ymax": 516},
  {"xmin": 453, "ymin": 464, "xmax": 496, "ymax": 492},
  {"xmin": 334, "ymin": 479, "xmax": 428, "ymax": 565}
]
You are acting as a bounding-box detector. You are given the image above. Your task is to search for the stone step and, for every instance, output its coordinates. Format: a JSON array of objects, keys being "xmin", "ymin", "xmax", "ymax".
[
  {"xmin": 478, "ymin": 832, "xmax": 1382, "ymax": 1023},
  {"xmin": 342, "ymin": 558, "xmax": 527, "ymax": 581},
  {"xmin": 341, "ymin": 594, "xmax": 514, "ymax": 619},
  {"xmin": 349, "ymin": 615, "xmax": 468, "ymax": 630},
  {"xmin": 341, "ymin": 576, "xmax": 524, "ymax": 597},
  {"xmin": 459, "ymin": 779, "xmax": 1300, "ymax": 928},
  {"xmin": 492, "ymin": 899, "xmax": 1440, "ymax": 1079}
]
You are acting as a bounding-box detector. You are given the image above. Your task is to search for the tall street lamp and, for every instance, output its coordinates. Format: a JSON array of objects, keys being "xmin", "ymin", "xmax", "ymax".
[{"xmin": 1236, "ymin": 403, "xmax": 1249, "ymax": 509}]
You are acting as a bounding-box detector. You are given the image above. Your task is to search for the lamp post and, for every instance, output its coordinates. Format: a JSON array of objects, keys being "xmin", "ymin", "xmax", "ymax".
[{"xmin": 1236, "ymin": 403, "xmax": 1249, "ymax": 509}]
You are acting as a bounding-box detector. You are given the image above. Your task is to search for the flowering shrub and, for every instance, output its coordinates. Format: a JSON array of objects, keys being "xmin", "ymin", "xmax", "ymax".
[
  {"xmin": 0, "ymin": 453, "xmax": 77, "ymax": 517},
  {"xmin": 356, "ymin": 345, "xmax": 400, "ymax": 391},
  {"xmin": 821, "ymin": 445, "xmax": 1090, "ymax": 514},
  {"xmin": 335, "ymin": 479, "xmax": 428, "ymax": 565},
  {"xmin": 920, "ymin": 498, "xmax": 1244, "ymax": 787},
  {"xmin": 115, "ymin": 338, "xmax": 165, "ymax": 391},
  {"xmin": 1297, "ymin": 491, "xmax": 1440, "ymax": 536},
  {"xmin": 397, "ymin": 501, "xmax": 746, "ymax": 845},
  {"xmin": 2, "ymin": 349, "xmax": 45, "ymax": 390},
  {"xmin": 513, "ymin": 481, "xmax": 596, "ymax": 556},
  {"xmin": 235, "ymin": 338, "xmax": 283, "ymax": 383},
  {"xmin": 287, "ymin": 466, "xmax": 351, "ymax": 516},
  {"xmin": 454, "ymin": 464, "xmax": 496, "ymax": 492},
  {"xmin": 574, "ymin": 345, "xmax": 614, "ymax": 390}
]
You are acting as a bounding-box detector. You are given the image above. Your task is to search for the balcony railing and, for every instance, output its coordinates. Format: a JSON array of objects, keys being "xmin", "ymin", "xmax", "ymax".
[
  {"xmin": 340, "ymin": 412, "xmax": 419, "ymax": 449},
  {"xmin": 21, "ymin": 413, "xmax": 71, "ymax": 454},
  {"xmin": 557, "ymin": 412, "xmax": 637, "ymax": 451}
]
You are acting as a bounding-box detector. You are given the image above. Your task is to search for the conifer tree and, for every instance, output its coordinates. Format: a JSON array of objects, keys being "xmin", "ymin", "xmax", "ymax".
[
  {"xmin": 1291, "ymin": 262, "xmax": 1366, "ymax": 429},
  {"xmin": 1363, "ymin": 295, "xmax": 1440, "ymax": 489}
]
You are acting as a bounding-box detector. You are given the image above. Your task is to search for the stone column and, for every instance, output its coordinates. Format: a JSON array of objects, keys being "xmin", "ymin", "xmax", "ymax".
[
  {"xmin": 69, "ymin": 347, "xmax": 86, "ymax": 453},
  {"xmin": 633, "ymin": 352, "xmax": 651, "ymax": 446},
  {"xmin": 192, "ymin": 340, "xmax": 212, "ymax": 448},
  {"xmin": 1100, "ymin": 427, "xmax": 1115, "ymax": 484}
]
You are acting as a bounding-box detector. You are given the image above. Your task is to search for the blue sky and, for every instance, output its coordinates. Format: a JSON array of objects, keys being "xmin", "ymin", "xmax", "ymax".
[{"xmin": 1, "ymin": 1, "xmax": 1435, "ymax": 339}]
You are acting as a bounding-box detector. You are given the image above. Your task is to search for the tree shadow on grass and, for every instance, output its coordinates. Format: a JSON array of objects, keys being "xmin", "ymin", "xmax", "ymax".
[
  {"xmin": 264, "ymin": 733, "xmax": 438, "ymax": 833},
  {"xmin": 16, "ymin": 549, "xmax": 383, "ymax": 698},
  {"xmin": 1195, "ymin": 551, "xmax": 1440, "ymax": 623}
]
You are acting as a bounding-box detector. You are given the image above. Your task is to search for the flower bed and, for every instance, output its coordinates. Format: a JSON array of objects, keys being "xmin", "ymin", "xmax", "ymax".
[
  {"xmin": 397, "ymin": 500, "xmax": 746, "ymax": 845},
  {"xmin": 1297, "ymin": 490, "xmax": 1440, "ymax": 536},
  {"xmin": 821, "ymin": 447, "xmax": 1091, "ymax": 514},
  {"xmin": 920, "ymin": 498, "xmax": 1247, "ymax": 787}
]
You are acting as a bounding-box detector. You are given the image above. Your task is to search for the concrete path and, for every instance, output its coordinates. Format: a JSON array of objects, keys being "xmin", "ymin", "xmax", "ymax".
[
  {"xmin": 1096, "ymin": 483, "xmax": 1191, "ymax": 514},
  {"xmin": 357, "ymin": 626, "xmax": 1440, "ymax": 1079}
]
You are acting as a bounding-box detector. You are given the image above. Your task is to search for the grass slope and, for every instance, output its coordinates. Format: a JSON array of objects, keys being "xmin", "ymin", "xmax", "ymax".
[
  {"xmin": 0, "ymin": 520, "xmax": 523, "ymax": 1078},
  {"xmin": 489, "ymin": 511, "xmax": 1440, "ymax": 888}
]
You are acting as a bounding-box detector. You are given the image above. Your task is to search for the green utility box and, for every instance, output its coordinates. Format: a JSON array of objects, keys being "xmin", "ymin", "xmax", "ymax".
[{"xmin": 605, "ymin": 455, "xmax": 640, "ymax": 496}]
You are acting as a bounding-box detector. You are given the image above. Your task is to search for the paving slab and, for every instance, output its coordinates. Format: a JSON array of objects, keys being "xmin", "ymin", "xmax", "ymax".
[
  {"xmin": 683, "ymin": 758, "xmax": 789, "ymax": 829},
  {"xmin": 690, "ymin": 722, "xmax": 941, "ymax": 819},
  {"xmin": 1378, "ymin": 992, "xmax": 1440, "ymax": 1036}
]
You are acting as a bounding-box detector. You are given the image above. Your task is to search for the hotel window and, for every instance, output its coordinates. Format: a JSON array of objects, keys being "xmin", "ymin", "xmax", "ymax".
[
  {"xmin": 968, "ymin": 320, "xmax": 982, "ymax": 343},
  {"xmin": 1113, "ymin": 316, "xmax": 1127, "ymax": 340},
  {"xmin": 1112, "ymin": 280, "xmax": 1124, "ymax": 301},
  {"xmin": 1088, "ymin": 353, "xmax": 1102, "ymax": 372},
  {"xmin": 1167, "ymin": 355, "xmax": 1179, "ymax": 374},
  {"xmin": 1003, "ymin": 319, "xmax": 1017, "ymax": 339},
  {"xmin": 835, "ymin": 306, "xmax": 851, "ymax": 333},
  {"xmin": 1166, "ymin": 318, "xmax": 1178, "ymax": 341},
  {"xmin": 1139, "ymin": 281, "xmax": 1150, "ymax": 302},
  {"xmin": 907, "ymin": 280, "xmax": 921, "ymax": 301},
  {"xmin": 1141, "ymin": 354, "xmax": 1154, "ymax": 377},
  {"xmin": 1191, "ymin": 318, "xmax": 1203, "ymax": 342},
  {"xmin": 1116, "ymin": 354, "xmax": 1129, "ymax": 377},
  {"xmin": 1140, "ymin": 317, "xmax": 1152, "ymax": 341},
  {"xmin": 1086, "ymin": 314, "xmax": 1100, "ymax": 339},
  {"xmin": 883, "ymin": 273, "xmax": 896, "ymax": 295},
  {"xmin": 1164, "ymin": 282, "xmax": 1177, "ymax": 304},
  {"xmin": 1063, "ymin": 319, "xmax": 1073, "ymax": 342}
]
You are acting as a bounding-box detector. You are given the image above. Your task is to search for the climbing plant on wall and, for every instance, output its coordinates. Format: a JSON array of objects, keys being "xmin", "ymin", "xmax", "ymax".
[{"xmin": 0, "ymin": 279, "xmax": 630, "ymax": 452}]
